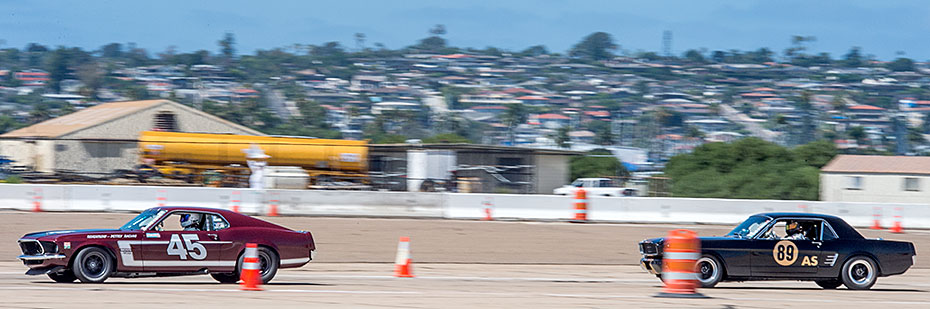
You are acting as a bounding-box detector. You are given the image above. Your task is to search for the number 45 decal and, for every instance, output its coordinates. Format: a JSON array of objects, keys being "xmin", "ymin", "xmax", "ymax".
[{"xmin": 167, "ymin": 234, "xmax": 207, "ymax": 260}]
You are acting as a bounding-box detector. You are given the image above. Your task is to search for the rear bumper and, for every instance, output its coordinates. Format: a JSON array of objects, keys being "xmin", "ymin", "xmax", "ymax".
[{"xmin": 640, "ymin": 257, "xmax": 662, "ymax": 275}]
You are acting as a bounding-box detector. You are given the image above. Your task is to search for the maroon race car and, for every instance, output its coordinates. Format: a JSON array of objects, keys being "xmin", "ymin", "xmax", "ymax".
[{"xmin": 17, "ymin": 206, "xmax": 316, "ymax": 283}]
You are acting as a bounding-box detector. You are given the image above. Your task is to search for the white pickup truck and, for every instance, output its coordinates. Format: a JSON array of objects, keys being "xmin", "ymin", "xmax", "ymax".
[{"xmin": 553, "ymin": 178, "xmax": 640, "ymax": 197}]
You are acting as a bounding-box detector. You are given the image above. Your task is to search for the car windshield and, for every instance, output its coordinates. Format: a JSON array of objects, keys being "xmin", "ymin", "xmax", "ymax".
[
  {"xmin": 726, "ymin": 215, "xmax": 771, "ymax": 238},
  {"xmin": 119, "ymin": 209, "xmax": 167, "ymax": 231}
]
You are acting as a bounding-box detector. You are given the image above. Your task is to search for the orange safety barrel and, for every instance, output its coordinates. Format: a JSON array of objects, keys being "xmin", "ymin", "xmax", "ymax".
[
  {"xmin": 572, "ymin": 189, "xmax": 587, "ymax": 222},
  {"xmin": 655, "ymin": 229, "xmax": 708, "ymax": 298}
]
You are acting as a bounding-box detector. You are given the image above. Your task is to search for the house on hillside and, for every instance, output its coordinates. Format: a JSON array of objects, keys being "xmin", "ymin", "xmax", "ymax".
[
  {"xmin": 0, "ymin": 100, "xmax": 262, "ymax": 174},
  {"xmin": 820, "ymin": 155, "xmax": 930, "ymax": 203}
]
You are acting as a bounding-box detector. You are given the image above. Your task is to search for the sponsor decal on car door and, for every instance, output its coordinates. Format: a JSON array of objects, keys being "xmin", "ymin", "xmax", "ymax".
[{"xmin": 139, "ymin": 231, "xmax": 234, "ymax": 271}]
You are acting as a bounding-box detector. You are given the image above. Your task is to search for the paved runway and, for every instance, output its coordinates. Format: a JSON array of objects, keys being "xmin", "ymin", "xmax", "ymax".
[{"xmin": 2, "ymin": 211, "xmax": 928, "ymax": 307}]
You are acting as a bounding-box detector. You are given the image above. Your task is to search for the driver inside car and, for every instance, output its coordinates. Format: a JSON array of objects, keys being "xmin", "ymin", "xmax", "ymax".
[
  {"xmin": 783, "ymin": 220, "xmax": 808, "ymax": 240},
  {"xmin": 180, "ymin": 213, "xmax": 203, "ymax": 231}
]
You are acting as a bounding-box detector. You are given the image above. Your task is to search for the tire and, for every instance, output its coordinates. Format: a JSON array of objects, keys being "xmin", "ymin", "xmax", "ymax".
[
  {"xmin": 237, "ymin": 247, "xmax": 279, "ymax": 284},
  {"xmin": 841, "ymin": 256, "xmax": 878, "ymax": 290},
  {"xmin": 72, "ymin": 247, "xmax": 114, "ymax": 283},
  {"xmin": 210, "ymin": 273, "xmax": 239, "ymax": 284},
  {"xmin": 695, "ymin": 255, "xmax": 724, "ymax": 288},
  {"xmin": 815, "ymin": 279, "xmax": 843, "ymax": 289},
  {"xmin": 47, "ymin": 271, "xmax": 77, "ymax": 283}
]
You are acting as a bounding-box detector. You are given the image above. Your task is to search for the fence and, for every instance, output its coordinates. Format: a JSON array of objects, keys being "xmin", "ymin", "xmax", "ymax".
[{"xmin": 2, "ymin": 184, "xmax": 929, "ymax": 229}]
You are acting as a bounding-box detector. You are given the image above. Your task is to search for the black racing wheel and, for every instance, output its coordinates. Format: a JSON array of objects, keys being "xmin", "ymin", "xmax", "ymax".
[{"xmin": 73, "ymin": 247, "xmax": 114, "ymax": 283}]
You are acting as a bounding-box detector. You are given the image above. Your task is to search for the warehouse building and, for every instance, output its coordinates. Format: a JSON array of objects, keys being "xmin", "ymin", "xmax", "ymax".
[
  {"xmin": 0, "ymin": 100, "xmax": 262, "ymax": 175},
  {"xmin": 369, "ymin": 144, "xmax": 579, "ymax": 194},
  {"xmin": 820, "ymin": 154, "xmax": 930, "ymax": 203}
]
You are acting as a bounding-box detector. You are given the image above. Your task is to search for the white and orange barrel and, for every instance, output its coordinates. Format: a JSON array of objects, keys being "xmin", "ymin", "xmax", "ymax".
[
  {"xmin": 656, "ymin": 229, "xmax": 706, "ymax": 298},
  {"xmin": 573, "ymin": 189, "xmax": 587, "ymax": 222}
]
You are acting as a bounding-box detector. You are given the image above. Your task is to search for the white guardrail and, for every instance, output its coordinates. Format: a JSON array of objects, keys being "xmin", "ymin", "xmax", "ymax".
[{"xmin": 1, "ymin": 184, "xmax": 929, "ymax": 229}]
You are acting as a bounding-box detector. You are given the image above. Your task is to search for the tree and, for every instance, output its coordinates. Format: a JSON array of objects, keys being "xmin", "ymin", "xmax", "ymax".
[
  {"xmin": 665, "ymin": 138, "xmax": 832, "ymax": 200},
  {"xmin": 218, "ymin": 32, "xmax": 236, "ymax": 61},
  {"xmin": 553, "ymin": 126, "xmax": 571, "ymax": 148},
  {"xmin": 416, "ymin": 24, "xmax": 448, "ymax": 52},
  {"xmin": 848, "ymin": 126, "xmax": 866, "ymax": 143},
  {"xmin": 842, "ymin": 47, "xmax": 863, "ymax": 67},
  {"xmin": 100, "ymin": 43, "xmax": 123, "ymax": 58},
  {"xmin": 569, "ymin": 32, "xmax": 617, "ymax": 61},
  {"xmin": 354, "ymin": 33, "xmax": 366, "ymax": 51},
  {"xmin": 887, "ymin": 57, "xmax": 915, "ymax": 72},
  {"xmin": 520, "ymin": 45, "xmax": 548, "ymax": 57},
  {"xmin": 501, "ymin": 104, "xmax": 528, "ymax": 145},
  {"xmin": 570, "ymin": 149, "xmax": 627, "ymax": 180},
  {"xmin": 683, "ymin": 49, "xmax": 705, "ymax": 63}
]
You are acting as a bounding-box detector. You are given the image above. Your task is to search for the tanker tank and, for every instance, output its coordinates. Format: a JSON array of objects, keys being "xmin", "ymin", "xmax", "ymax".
[{"xmin": 138, "ymin": 131, "xmax": 368, "ymax": 185}]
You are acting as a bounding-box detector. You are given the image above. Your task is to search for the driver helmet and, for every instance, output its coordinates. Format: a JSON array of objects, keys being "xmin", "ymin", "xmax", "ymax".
[
  {"xmin": 785, "ymin": 220, "xmax": 803, "ymax": 235},
  {"xmin": 180, "ymin": 213, "xmax": 202, "ymax": 229}
]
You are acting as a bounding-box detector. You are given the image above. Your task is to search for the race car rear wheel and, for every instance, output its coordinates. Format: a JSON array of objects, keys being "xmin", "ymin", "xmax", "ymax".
[
  {"xmin": 73, "ymin": 247, "xmax": 113, "ymax": 283},
  {"xmin": 237, "ymin": 246, "xmax": 279, "ymax": 284},
  {"xmin": 47, "ymin": 271, "xmax": 77, "ymax": 283},
  {"xmin": 695, "ymin": 255, "xmax": 724, "ymax": 288},
  {"xmin": 841, "ymin": 256, "xmax": 877, "ymax": 290},
  {"xmin": 210, "ymin": 273, "xmax": 239, "ymax": 284},
  {"xmin": 815, "ymin": 279, "xmax": 843, "ymax": 289}
]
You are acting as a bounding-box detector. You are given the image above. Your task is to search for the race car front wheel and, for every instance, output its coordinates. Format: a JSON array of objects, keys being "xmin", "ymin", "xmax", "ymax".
[
  {"xmin": 695, "ymin": 255, "xmax": 724, "ymax": 288},
  {"xmin": 841, "ymin": 256, "xmax": 877, "ymax": 290},
  {"xmin": 47, "ymin": 271, "xmax": 77, "ymax": 283},
  {"xmin": 73, "ymin": 247, "xmax": 114, "ymax": 283}
]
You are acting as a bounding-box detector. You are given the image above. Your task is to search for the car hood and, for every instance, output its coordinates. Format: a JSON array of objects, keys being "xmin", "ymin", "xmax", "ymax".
[
  {"xmin": 641, "ymin": 236, "xmax": 736, "ymax": 244},
  {"xmin": 22, "ymin": 229, "xmax": 122, "ymax": 239}
]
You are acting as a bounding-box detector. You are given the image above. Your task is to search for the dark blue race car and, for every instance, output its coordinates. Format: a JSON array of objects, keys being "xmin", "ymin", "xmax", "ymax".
[{"xmin": 639, "ymin": 213, "xmax": 916, "ymax": 290}]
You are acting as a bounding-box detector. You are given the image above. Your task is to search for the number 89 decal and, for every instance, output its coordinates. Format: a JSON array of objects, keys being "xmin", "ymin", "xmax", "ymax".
[
  {"xmin": 167, "ymin": 234, "xmax": 207, "ymax": 260},
  {"xmin": 772, "ymin": 240, "xmax": 797, "ymax": 266}
]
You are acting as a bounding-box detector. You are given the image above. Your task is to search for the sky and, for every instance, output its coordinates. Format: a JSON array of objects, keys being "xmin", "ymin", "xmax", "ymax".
[{"xmin": 1, "ymin": 0, "xmax": 929, "ymax": 60}]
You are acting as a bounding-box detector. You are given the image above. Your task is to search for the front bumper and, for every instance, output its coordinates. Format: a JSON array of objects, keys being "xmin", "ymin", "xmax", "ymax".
[
  {"xmin": 640, "ymin": 257, "xmax": 662, "ymax": 275},
  {"xmin": 18, "ymin": 254, "xmax": 66, "ymax": 261}
]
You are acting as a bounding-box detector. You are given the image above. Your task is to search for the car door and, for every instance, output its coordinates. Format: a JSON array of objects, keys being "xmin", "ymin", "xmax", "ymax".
[
  {"xmin": 750, "ymin": 219, "xmax": 821, "ymax": 277},
  {"xmin": 201, "ymin": 213, "xmax": 239, "ymax": 272},
  {"xmin": 141, "ymin": 211, "xmax": 224, "ymax": 272}
]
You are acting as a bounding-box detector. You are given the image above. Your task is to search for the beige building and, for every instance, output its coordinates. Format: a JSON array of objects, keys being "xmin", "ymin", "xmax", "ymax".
[
  {"xmin": 0, "ymin": 100, "xmax": 262, "ymax": 175},
  {"xmin": 820, "ymin": 155, "xmax": 930, "ymax": 203}
]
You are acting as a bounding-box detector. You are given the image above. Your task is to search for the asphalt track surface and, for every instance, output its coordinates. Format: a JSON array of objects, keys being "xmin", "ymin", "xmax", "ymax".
[{"xmin": 2, "ymin": 211, "xmax": 929, "ymax": 308}]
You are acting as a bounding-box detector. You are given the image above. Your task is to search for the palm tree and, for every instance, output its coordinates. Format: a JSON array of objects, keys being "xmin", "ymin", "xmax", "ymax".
[{"xmin": 501, "ymin": 104, "xmax": 528, "ymax": 145}]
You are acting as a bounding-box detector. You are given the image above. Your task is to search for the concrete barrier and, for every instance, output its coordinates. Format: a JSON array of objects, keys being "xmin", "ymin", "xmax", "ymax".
[{"xmin": 1, "ymin": 184, "xmax": 928, "ymax": 228}]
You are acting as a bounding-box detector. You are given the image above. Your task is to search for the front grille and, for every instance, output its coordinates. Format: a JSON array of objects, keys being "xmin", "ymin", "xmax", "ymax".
[
  {"xmin": 640, "ymin": 242, "xmax": 658, "ymax": 255},
  {"xmin": 40, "ymin": 241, "xmax": 57, "ymax": 253},
  {"xmin": 19, "ymin": 240, "xmax": 42, "ymax": 255}
]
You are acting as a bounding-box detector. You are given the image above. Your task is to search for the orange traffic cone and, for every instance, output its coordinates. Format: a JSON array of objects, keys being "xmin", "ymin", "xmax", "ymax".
[
  {"xmin": 394, "ymin": 237, "xmax": 414, "ymax": 278},
  {"xmin": 231, "ymin": 190, "xmax": 241, "ymax": 213},
  {"xmin": 890, "ymin": 207, "xmax": 904, "ymax": 234},
  {"xmin": 482, "ymin": 200, "xmax": 493, "ymax": 221},
  {"xmin": 871, "ymin": 206, "xmax": 883, "ymax": 230},
  {"xmin": 31, "ymin": 188, "xmax": 43, "ymax": 212},
  {"xmin": 655, "ymin": 229, "xmax": 708, "ymax": 298},
  {"xmin": 268, "ymin": 198, "xmax": 279, "ymax": 217},
  {"xmin": 240, "ymin": 243, "xmax": 263, "ymax": 291}
]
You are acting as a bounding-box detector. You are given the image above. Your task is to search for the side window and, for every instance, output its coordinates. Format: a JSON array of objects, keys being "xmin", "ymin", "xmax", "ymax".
[
  {"xmin": 154, "ymin": 212, "xmax": 207, "ymax": 231},
  {"xmin": 903, "ymin": 177, "xmax": 920, "ymax": 191},
  {"xmin": 846, "ymin": 176, "xmax": 863, "ymax": 190},
  {"xmin": 599, "ymin": 179, "xmax": 612, "ymax": 187},
  {"xmin": 207, "ymin": 214, "xmax": 230, "ymax": 231},
  {"xmin": 822, "ymin": 223, "xmax": 839, "ymax": 241}
]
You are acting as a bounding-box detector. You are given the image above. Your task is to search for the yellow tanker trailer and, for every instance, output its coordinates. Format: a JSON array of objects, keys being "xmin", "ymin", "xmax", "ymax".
[{"xmin": 138, "ymin": 131, "xmax": 368, "ymax": 186}]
